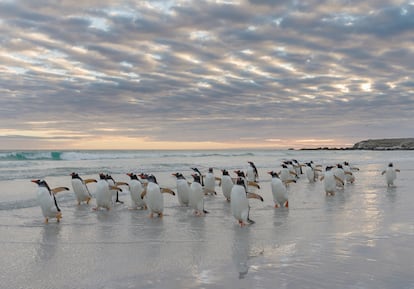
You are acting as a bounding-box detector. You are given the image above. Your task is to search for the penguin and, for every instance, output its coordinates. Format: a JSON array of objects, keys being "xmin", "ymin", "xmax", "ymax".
[
  {"xmin": 279, "ymin": 164, "xmax": 296, "ymax": 185},
  {"xmin": 189, "ymin": 173, "xmax": 208, "ymax": 216},
  {"xmin": 304, "ymin": 162, "xmax": 316, "ymax": 183},
  {"xmin": 234, "ymin": 170, "xmax": 260, "ymax": 192},
  {"xmin": 343, "ymin": 162, "xmax": 356, "ymax": 184},
  {"xmin": 191, "ymin": 167, "xmax": 204, "ymax": 186},
  {"xmin": 320, "ymin": 166, "xmax": 342, "ymax": 196},
  {"xmin": 70, "ymin": 172, "xmax": 95, "ymax": 205},
  {"xmin": 126, "ymin": 173, "xmax": 146, "ymax": 210},
  {"xmin": 292, "ymin": 159, "xmax": 303, "ymax": 175},
  {"xmin": 230, "ymin": 177, "xmax": 263, "ymax": 226},
  {"xmin": 93, "ymin": 173, "xmax": 115, "ymax": 211},
  {"xmin": 220, "ymin": 169, "xmax": 234, "ymax": 202},
  {"xmin": 381, "ymin": 162, "xmax": 400, "ymax": 187},
  {"xmin": 204, "ymin": 167, "xmax": 218, "ymax": 195},
  {"xmin": 140, "ymin": 174, "xmax": 175, "ymax": 218},
  {"xmin": 105, "ymin": 174, "xmax": 124, "ymax": 204},
  {"xmin": 333, "ymin": 164, "xmax": 345, "ymax": 188},
  {"xmin": 143, "ymin": 175, "xmax": 164, "ymax": 218},
  {"xmin": 268, "ymin": 171, "xmax": 290, "ymax": 208},
  {"xmin": 31, "ymin": 179, "xmax": 69, "ymax": 223},
  {"xmin": 172, "ymin": 172, "xmax": 190, "ymax": 206},
  {"xmin": 246, "ymin": 161, "xmax": 259, "ymax": 183}
]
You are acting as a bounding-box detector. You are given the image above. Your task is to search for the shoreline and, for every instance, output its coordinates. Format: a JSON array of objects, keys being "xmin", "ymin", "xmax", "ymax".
[{"xmin": 297, "ymin": 138, "xmax": 414, "ymax": 151}]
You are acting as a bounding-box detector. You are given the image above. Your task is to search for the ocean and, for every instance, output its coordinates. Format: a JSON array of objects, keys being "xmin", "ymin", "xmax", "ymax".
[{"xmin": 0, "ymin": 149, "xmax": 413, "ymax": 288}]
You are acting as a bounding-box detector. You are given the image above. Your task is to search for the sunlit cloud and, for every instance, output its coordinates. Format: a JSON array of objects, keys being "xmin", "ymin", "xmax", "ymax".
[{"xmin": 0, "ymin": 0, "xmax": 412, "ymax": 149}]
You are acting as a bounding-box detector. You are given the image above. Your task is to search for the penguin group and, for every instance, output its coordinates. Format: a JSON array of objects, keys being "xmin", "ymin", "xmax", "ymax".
[{"xmin": 30, "ymin": 160, "xmax": 399, "ymax": 225}]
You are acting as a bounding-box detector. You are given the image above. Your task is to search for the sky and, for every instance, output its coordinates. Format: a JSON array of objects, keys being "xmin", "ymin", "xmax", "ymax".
[{"xmin": 0, "ymin": 0, "xmax": 413, "ymax": 150}]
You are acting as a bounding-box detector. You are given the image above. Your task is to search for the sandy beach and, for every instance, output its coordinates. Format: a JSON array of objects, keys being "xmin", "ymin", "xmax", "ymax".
[{"xmin": 0, "ymin": 150, "xmax": 413, "ymax": 288}]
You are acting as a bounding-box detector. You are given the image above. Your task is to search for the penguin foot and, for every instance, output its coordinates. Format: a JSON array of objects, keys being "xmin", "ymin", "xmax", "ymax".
[
  {"xmin": 274, "ymin": 203, "xmax": 280, "ymax": 208},
  {"xmin": 86, "ymin": 197, "xmax": 91, "ymax": 204},
  {"xmin": 284, "ymin": 201, "xmax": 289, "ymax": 208},
  {"xmin": 238, "ymin": 220, "xmax": 245, "ymax": 227},
  {"xmin": 158, "ymin": 213, "xmax": 163, "ymax": 218},
  {"xmin": 149, "ymin": 213, "xmax": 154, "ymax": 218},
  {"xmin": 56, "ymin": 212, "xmax": 62, "ymax": 222},
  {"xmin": 44, "ymin": 218, "xmax": 49, "ymax": 224}
]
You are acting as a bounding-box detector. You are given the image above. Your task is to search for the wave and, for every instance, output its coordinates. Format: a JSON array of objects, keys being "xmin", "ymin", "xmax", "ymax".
[{"xmin": 0, "ymin": 150, "xmax": 256, "ymax": 162}]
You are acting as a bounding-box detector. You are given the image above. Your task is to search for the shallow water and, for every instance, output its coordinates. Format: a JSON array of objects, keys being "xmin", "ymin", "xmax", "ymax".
[{"xmin": 0, "ymin": 150, "xmax": 413, "ymax": 288}]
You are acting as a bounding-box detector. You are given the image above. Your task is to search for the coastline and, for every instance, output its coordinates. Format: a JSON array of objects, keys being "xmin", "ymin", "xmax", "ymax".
[{"xmin": 298, "ymin": 138, "xmax": 414, "ymax": 151}]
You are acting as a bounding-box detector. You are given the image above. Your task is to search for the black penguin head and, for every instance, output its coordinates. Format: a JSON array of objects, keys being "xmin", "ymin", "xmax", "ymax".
[
  {"xmin": 326, "ymin": 166, "xmax": 333, "ymax": 171},
  {"xmin": 388, "ymin": 162, "xmax": 393, "ymax": 167},
  {"xmin": 148, "ymin": 174, "xmax": 158, "ymax": 184},
  {"xmin": 222, "ymin": 169, "xmax": 229, "ymax": 176},
  {"xmin": 31, "ymin": 179, "xmax": 51, "ymax": 191},
  {"xmin": 192, "ymin": 174, "xmax": 201, "ymax": 183},
  {"xmin": 336, "ymin": 164, "xmax": 343, "ymax": 169},
  {"xmin": 208, "ymin": 168, "xmax": 213, "ymax": 173},
  {"xmin": 234, "ymin": 170, "xmax": 245, "ymax": 178},
  {"xmin": 268, "ymin": 171, "xmax": 279, "ymax": 178},
  {"xmin": 236, "ymin": 177, "xmax": 246, "ymax": 189},
  {"xmin": 127, "ymin": 173, "xmax": 138, "ymax": 180},
  {"xmin": 70, "ymin": 172, "xmax": 80, "ymax": 179},
  {"xmin": 99, "ymin": 173, "xmax": 106, "ymax": 180}
]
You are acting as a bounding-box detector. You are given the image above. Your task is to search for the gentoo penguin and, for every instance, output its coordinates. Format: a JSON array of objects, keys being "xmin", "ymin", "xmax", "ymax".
[
  {"xmin": 292, "ymin": 159, "xmax": 303, "ymax": 175},
  {"xmin": 191, "ymin": 167, "xmax": 204, "ymax": 186},
  {"xmin": 234, "ymin": 170, "xmax": 260, "ymax": 192},
  {"xmin": 126, "ymin": 173, "xmax": 146, "ymax": 210},
  {"xmin": 381, "ymin": 163, "xmax": 400, "ymax": 187},
  {"xmin": 320, "ymin": 166, "xmax": 342, "ymax": 196},
  {"xmin": 343, "ymin": 162, "xmax": 356, "ymax": 184},
  {"xmin": 304, "ymin": 162, "xmax": 316, "ymax": 183},
  {"xmin": 143, "ymin": 175, "xmax": 164, "ymax": 218},
  {"xmin": 172, "ymin": 172, "xmax": 190, "ymax": 206},
  {"xmin": 204, "ymin": 167, "xmax": 218, "ymax": 195},
  {"xmin": 31, "ymin": 179, "xmax": 69, "ymax": 223},
  {"xmin": 220, "ymin": 169, "xmax": 234, "ymax": 201},
  {"xmin": 333, "ymin": 164, "xmax": 345, "ymax": 188},
  {"xmin": 279, "ymin": 164, "xmax": 296, "ymax": 185},
  {"xmin": 70, "ymin": 172, "xmax": 95, "ymax": 205},
  {"xmin": 268, "ymin": 171, "xmax": 290, "ymax": 208},
  {"xmin": 105, "ymin": 174, "xmax": 124, "ymax": 204},
  {"xmin": 230, "ymin": 177, "xmax": 263, "ymax": 226},
  {"xmin": 246, "ymin": 161, "xmax": 259, "ymax": 183},
  {"xmin": 93, "ymin": 173, "xmax": 115, "ymax": 211},
  {"xmin": 140, "ymin": 174, "xmax": 175, "ymax": 218},
  {"xmin": 189, "ymin": 174, "xmax": 208, "ymax": 216}
]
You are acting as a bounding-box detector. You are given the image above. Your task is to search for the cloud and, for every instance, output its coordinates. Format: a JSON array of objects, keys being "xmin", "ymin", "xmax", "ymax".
[{"xmin": 0, "ymin": 0, "xmax": 413, "ymax": 149}]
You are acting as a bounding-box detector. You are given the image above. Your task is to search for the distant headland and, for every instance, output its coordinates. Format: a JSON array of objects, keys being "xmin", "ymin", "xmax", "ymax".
[{"xmin": 297, "ymin": 138, "xmax": 414, "ymax": 150}]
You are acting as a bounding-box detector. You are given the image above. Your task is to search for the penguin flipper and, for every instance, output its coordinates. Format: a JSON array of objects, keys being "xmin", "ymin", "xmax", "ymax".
[{"xmin": 51, "ymin": 187, "xmax": 70, "ymax": 194}]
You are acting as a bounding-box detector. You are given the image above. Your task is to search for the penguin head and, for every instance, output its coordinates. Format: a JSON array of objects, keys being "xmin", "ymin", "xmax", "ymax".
[
  {"xmin": 99, "ymin": 173, "xmax": 106, "ymax": 180},
  {"xmin": 236, "ymin": 177, "xmax": 246, "ymax": 189},
  {"xmin": 148, "ymin": 174, "xmax": 158, "ymax": 184},
  {"xmin": 70, "ymin": 172, "xmax": 80, "ymax": 179},
  {"xmin": 325, "ymin": 166, "xmax": 333, "ymax": 171},
  {"xmin": 388, "ymin": 162, "xmax": 393, "ymax": 167},
  {"xmin": 208, "ymin": 168, "xmax": 213, "ymax": 173},
  {"xmin": 192, "ymin": 174, "xmax": 201, "ymax": 183},
  {"xmin": 268, "ymin": 171, "xmax": 279, "ymax": 178},
  {"xmin": 127, "ymin": 173, "xmax": 138, "ymax": 180},
  {"xmin": 234, "ymin": 170, "xmax": 245, "ymax": 178},
  {"xmin": 222, "ymin": 169, "xmax": 229, "ymax": 176},
  {"xmin": 31, "ymin": 179, "xmax": 51, "ymax": 191}
]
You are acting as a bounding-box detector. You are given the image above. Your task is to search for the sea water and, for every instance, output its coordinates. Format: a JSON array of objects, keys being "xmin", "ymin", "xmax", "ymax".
[{"xmin": 0, "ymin": 149, "xmax": 413, "ymax": 288}]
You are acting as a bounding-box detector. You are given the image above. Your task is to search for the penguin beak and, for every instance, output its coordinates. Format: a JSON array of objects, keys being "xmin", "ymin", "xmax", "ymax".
[{"xmin": 31, "ymin": 179, "xmax": 39, "ymax": 184}]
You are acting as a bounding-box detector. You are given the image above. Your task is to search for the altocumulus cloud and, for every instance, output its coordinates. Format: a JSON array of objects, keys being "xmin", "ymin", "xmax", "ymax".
[{"xmin": 0, "ymin": 0, "xmax": 413, "ymax": 149}]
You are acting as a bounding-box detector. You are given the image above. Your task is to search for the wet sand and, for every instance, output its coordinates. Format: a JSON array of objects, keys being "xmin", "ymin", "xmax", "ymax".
[{"xmin": 1, "ymin": 159, "xmax": 413, "ymax": 289}]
